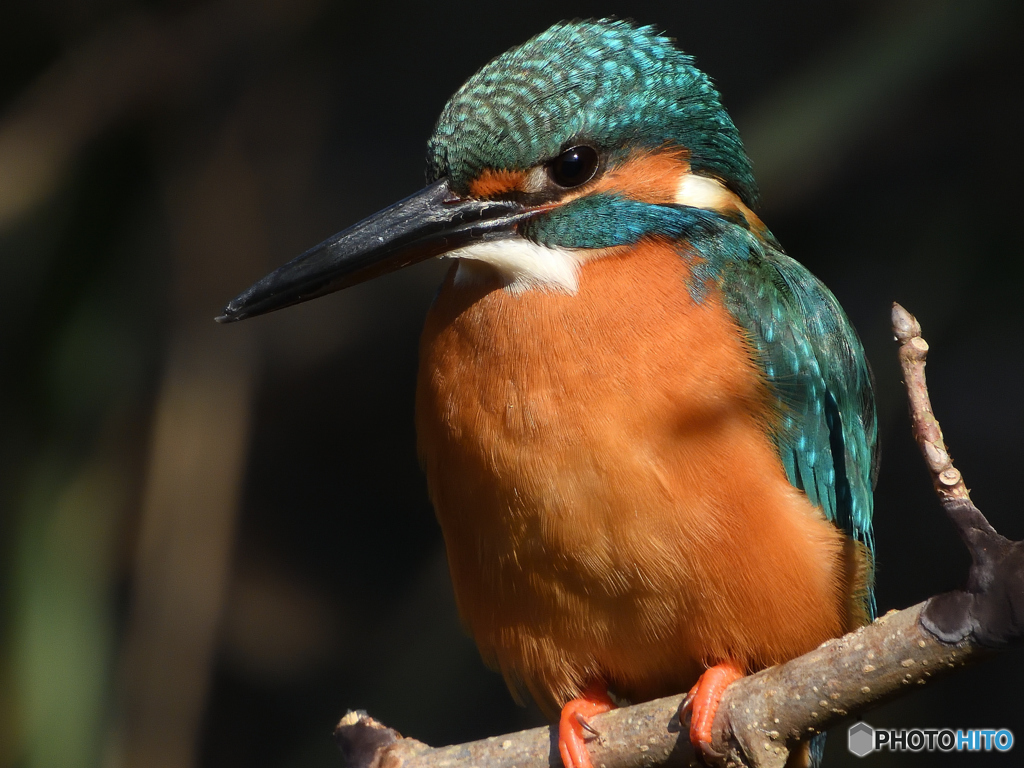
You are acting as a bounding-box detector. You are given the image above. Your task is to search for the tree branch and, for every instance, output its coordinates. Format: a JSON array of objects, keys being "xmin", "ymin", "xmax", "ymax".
[{"xmin": 333, "ymin": 304, "xmax": 1024, "ymax": 768}]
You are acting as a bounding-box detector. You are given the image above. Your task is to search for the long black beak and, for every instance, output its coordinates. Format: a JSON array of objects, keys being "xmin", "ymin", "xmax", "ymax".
[{"xmin": 217, "ymin": 178, "xmax": 529, "ymax": 323}]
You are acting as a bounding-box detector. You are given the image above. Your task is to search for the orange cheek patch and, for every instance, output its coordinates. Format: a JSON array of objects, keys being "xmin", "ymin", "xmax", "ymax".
[
  {"xmin": 740, "ymin": 207, "xmax": 769, "ymax": 237},
  {"xmin": 708, "ymin": 195, "xmax": 771, "ymax": 239},
  {"xmin": 469, "ymin": 168, "xmax": 528, "ymax": 198},
  {"xmin": 587, "ymin": 149, "xmax": 689, "ymax": 204}
]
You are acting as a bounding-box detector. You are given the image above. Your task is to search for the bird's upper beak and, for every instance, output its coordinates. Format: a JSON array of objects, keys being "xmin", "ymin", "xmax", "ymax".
[{"xmin": 216, "ymin": 178, "xmax": 530, "ymax": 323}]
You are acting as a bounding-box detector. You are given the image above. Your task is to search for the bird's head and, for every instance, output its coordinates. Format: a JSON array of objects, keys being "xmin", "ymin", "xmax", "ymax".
[{"xmin": 219, "ymin": 19, "xmax": 757, "ymax": 321}]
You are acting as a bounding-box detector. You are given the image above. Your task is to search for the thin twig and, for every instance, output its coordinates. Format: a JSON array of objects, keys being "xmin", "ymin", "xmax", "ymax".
[{"xmin": 892, "ymin": 302, "xmax": 970, "ymax": 501}]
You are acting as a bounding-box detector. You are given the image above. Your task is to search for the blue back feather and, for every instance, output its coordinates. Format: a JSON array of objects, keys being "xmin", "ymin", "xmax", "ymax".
[{"xmin": 719, "ymin": 237, "xmax": 878, "ymax": 621}]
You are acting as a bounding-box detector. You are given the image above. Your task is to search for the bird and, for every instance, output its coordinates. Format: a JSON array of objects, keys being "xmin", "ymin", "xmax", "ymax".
[{"xmin": 218, "ymin": 19, "xmax": 877, "ymax": 768}]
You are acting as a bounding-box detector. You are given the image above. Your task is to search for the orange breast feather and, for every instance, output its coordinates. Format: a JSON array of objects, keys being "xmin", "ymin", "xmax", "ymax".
[{"xmin": 415, "ymin": 241, "xmax": 863, "ymax": 717}]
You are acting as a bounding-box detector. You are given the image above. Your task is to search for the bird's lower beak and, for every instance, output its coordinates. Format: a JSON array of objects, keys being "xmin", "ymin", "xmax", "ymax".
[{"xmin": 216, "ymin": 178, "xmax": 529, "ymax": 323}]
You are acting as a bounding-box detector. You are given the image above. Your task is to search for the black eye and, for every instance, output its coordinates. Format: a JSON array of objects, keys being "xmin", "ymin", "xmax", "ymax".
[{"xmin": 547, "ymin": 145, "xmax": 599, "ymax": 188}]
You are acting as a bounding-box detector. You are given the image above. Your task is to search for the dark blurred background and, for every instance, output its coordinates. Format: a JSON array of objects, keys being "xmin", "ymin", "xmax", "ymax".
[{"xmin": 1, "ymin": 1, "xmax": 1022, "ymax": 767}]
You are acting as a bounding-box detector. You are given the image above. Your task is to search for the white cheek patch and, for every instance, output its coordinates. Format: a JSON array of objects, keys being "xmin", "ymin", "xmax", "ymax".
[
  {"xmin": 448, "ymin": 239, "xmax": 586, "ymax": 295},
  {"xmin": 675, "ymin": 174, "xmax": 734, "ymax": 210}
]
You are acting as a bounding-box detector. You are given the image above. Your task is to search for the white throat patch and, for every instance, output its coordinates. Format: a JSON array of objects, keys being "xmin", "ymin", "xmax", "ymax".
[{"xmin": 448, "ymin": 239, "xmax": 587, "ymax": 295}]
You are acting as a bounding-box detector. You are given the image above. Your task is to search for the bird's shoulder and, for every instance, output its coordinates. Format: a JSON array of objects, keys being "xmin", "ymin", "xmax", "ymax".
[{"xmin": 681, "ymin": 212, "xmax": 877, "ymax": 607}]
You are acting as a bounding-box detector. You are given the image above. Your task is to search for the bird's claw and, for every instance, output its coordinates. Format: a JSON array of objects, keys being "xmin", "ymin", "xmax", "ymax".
[
  {"xmin": 679, "ymin": 692, "xmax": 694, "ymax": 728},
  {"xmin": 681, "ymin": 661, "xmax": 744, "ymax": 765},
  {"xmin": 576, "ymin": 713, "xmax": 600, "ymax": 736},
  {"xmin": 558, "ymin": 684, "xmax": 615, "ymax": 768},
  {"xmin": 696, "ymin": 739, "xmax": 725, "ymax": 763}
]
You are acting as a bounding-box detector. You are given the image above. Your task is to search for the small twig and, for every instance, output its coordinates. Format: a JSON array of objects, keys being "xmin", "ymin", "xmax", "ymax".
[
  {"xmin": 332, "ymin": 306, "xmax": 1024, "ymax": 768},
  {"xmin": 889, "ymin": 304, "xmax": 1024, "ymax": 650},
  {"xmin": 892, "ymin": 303, "xmax": 970, "ymax": 501}
]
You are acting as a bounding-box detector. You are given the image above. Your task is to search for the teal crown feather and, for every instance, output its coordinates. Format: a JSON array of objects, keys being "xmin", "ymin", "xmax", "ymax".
[{"xmin": 426, "ymin": 19, "xmax": 758, "ymax": 209}]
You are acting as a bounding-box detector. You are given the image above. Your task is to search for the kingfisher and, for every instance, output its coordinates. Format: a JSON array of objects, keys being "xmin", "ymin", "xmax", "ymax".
[{"xmin": 218, "ymin": 19, "xmax": 876, "ymax": 768}]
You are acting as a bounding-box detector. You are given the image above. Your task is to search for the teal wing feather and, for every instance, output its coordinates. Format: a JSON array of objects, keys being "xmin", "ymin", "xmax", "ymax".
[
  {"xmin": 717, "ymin": 238, "xmax": 878, "ymax": 617},
  {"xmin": 716, "ymin": 240, "xmax": 877, "ymax": 768}
]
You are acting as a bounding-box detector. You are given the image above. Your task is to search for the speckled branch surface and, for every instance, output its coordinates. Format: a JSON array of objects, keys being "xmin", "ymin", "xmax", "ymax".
[{"xmin": 333, "ymin": 306, "xmax": 1024, "ymax": 768}]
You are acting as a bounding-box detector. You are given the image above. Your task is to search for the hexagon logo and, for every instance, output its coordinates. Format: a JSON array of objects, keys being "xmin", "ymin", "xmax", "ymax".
[{"xmin": 848, "ymin": 722, "xmax": 875, "ymax": 757}]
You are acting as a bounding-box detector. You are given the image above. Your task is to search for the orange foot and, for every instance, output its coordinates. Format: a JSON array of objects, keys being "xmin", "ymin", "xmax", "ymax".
[
  {"xmin": 681, "ymin": 661, "xmax": 744, "ymax": 762},
  {"xmin": 558, "ymin": 683, "xmax": 615, "ymax": 768}
]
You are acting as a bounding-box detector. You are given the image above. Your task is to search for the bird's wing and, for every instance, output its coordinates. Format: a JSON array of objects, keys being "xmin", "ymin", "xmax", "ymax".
[
  {"xmin": 715, "ymin": 241, "xmax": 877, "ymax": 615},
  {"xmin": 663, "ymin": 206, "xmax": 877, "ymax": 617}
]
